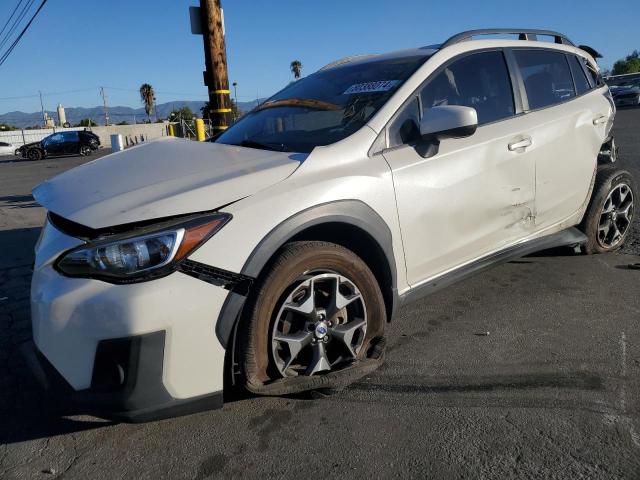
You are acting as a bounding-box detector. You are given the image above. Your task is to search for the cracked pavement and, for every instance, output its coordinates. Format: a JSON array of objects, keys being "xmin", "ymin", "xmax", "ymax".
[{"xmin": 1, "ymin": 109, "xmax": 640, "ymax": 479}]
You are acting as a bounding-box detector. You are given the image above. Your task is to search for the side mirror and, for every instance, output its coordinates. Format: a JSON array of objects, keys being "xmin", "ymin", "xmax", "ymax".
[
  {"xmin": 419, "ymin": 105, "xmax": 478, "ymax": 140},
  {"xmin": 415, "ymin": 105, "xmax": 477, "ymax": 158}
]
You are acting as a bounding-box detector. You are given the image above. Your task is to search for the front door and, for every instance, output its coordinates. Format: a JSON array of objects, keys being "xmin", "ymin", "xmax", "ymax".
[
  {"xmin": 44, "ymin": 133, "xmax": 65, "ymax": 156},
  {"xmin": 382, "ymin": 50, "xmax": 537, "ymax": 286}
]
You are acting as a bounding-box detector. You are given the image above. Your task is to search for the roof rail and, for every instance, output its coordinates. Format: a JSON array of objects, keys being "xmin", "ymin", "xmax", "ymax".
[{"xmin": 441, "ymin": 29, "xmax": 575, "ymax": 49}]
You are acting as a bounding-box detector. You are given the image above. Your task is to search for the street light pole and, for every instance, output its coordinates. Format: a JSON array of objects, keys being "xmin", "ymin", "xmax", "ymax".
[
  {"xmin": 100, "ymin": 87, "xmax": 110, "ymax": 126},
  {"xmin": 199, "ymin": 0, "xmax": 232, "ymax": 132}
]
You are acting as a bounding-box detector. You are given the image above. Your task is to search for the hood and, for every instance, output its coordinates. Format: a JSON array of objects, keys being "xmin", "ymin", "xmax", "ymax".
[
  {"xmin": 33, "ymin": 137, "xmax": 305, "ymax": 229},
  {"xmin": 20, "ymin": 141, "xmax": 41, "ymax": 149}
]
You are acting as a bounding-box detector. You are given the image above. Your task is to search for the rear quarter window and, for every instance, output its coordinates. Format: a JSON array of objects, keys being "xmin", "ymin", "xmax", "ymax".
[
  {"xmin": 581, "ymin": 57, "xmax": 604, "ymax": 88},
  {"xmin": 568, "ymin": 55, "xmax": 591, "ymax": 95},
  {"xmin": 514, "ymin": 49, "xmax": 576, "ymax": 110}
]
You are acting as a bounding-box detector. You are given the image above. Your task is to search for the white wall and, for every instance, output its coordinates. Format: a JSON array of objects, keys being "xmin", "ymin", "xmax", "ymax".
[{"xmin": 0, "ymin": 123, "xmax": 176, "ymax": 148}]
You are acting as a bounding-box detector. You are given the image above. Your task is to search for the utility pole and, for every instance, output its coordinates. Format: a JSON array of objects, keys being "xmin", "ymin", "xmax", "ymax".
[
  {"xmin": 100, "ymin": 87, "xmax": 110, "ymax": 126},
  {"xmin": 39, "ymin": 90, "xmax": 45, "ymax": 128},
  {"xmin": 199, "ymin": 0, "xmax": 231, "ymax": 132}
]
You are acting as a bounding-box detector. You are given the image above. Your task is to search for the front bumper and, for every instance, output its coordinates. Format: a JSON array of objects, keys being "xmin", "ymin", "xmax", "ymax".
[
  {"xmin": 30, "ymin": 219, "xmax": 231, "ymax": 421},
  {"xmin": 21, "ymin": 334, "xmax": 223, "ymax": 423}
]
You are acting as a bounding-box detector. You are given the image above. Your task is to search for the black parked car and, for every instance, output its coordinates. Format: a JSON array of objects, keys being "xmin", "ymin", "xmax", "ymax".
[
  {"xmin": 610, "ymin": 81, "xmax": 640, "ymax": 107},
  {"xmin": 17, "ymin": 130, "xmax": 100, "ymax": 160}
]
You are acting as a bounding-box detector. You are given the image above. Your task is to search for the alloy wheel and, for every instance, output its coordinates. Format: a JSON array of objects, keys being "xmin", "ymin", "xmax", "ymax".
[
  {"xmin": 271, "ymin": 271, "xmax": 367, "ymax": 377},
  {"xmin": 597, "ymin": 183, "xmax": 634, "ymax": 248}
]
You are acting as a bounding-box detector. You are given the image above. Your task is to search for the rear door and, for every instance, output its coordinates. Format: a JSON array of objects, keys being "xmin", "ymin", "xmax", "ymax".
[
  {"xmin": 381, "ymin": 50, "xmax": 537, "ymax": 285},
  {"xmin": 62, "ymin": 131, "xmax": 80, "ymax": 154},
  {"xmin": 510, "ymin": 49, "xmax": 611, "ymax": 230}
]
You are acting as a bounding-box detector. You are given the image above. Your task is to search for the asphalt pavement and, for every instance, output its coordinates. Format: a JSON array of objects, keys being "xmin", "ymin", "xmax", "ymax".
[{"xmin": 1, "ymin": 111, "xmax": 640, "ymax": 479}]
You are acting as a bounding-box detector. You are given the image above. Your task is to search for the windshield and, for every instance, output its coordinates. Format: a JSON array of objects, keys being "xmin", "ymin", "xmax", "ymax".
[{"xmin": 215, "ymin": 55, "xmax": 429, "ymax": 153}]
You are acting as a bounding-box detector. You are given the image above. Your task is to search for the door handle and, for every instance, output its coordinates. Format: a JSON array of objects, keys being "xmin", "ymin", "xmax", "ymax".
[
  {"xmin": 508, "ymin": 136, "xmax": 532, "ymax": 151},
  {"xmin": 593, "ymin": 115, "xmax": 607, "ymax": 125}
]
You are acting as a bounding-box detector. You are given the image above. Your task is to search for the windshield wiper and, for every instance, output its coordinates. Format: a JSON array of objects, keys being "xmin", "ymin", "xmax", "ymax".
[
  {"xmin": 234, "ymin": 140, "xmax": 292, "ymax": 152},
  {"xmin": 254, "ymin": 98, "xmax": 341, "ymax": 112}
]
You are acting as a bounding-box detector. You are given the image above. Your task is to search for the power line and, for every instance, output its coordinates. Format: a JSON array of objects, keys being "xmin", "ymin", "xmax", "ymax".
[
  {"xmin": 104, "ymin": 86, "xmax": 208, "ymax": 97},
  {"xmin": 0, "ymin": 92, "xmax": 39, "ymax": 100},
  {"xmin": 0, "ymin": 0, "xmax": 48, "ymax": 69},
  {"xmin": 0, "ymin": 0, "xmax": 25, "ymax": 42},
  {"xmin": 0, "ymin": 0, "xmax": 35, "ymax": 52}
]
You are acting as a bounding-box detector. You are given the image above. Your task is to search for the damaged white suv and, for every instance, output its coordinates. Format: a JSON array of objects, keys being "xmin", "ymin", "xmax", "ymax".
[{"xmin": 27, "ymin": 29, "xmax": 635, "ymax": 421}]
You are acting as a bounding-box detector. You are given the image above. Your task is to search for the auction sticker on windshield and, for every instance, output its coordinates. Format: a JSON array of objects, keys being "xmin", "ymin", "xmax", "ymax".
[{"xmin": 343, "ymin": 80, "xmax": 399, "ymax": 95}]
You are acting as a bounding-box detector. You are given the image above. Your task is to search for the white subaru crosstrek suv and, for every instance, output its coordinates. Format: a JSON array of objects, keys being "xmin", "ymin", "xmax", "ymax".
[{"xmin": 25, "ymin": 29, "xmax": 635, "ymax": 422}]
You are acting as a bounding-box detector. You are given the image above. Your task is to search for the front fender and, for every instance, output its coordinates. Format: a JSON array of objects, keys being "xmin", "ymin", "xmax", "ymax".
[{"xmin": 214, "ymin": 199, "xmax": 398, "ymax": 348}]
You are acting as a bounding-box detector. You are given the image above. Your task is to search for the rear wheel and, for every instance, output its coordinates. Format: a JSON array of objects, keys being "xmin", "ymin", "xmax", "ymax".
[
  {"xmin": 580, "ymin": 166, "xmax": 635, "ymax": 254},
  {"xmin": 27, "ymin": 149, "xmax": 42, "ymax": 161},
  {"xmin": 237, "ymin": 241, "xmax": 386, "ymax": 395}
]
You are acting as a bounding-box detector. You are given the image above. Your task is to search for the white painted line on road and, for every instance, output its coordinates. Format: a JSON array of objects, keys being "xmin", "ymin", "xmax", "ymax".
[
  {"xmin": 619, "ymin": 331, "xmax": 627, "ymax": 412},
  {"xmin": 617, "ymin": 331, "xmax": 640, "ymax": 448}
]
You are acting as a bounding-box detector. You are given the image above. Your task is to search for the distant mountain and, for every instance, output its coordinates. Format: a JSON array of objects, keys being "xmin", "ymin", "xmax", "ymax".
[{"xmin": 0, "ymin": 99, "xmax": 264, "ymax": 128}]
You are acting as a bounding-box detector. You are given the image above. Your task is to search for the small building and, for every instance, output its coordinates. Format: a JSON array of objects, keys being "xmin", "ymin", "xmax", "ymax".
[{"xmin": 44, "ymin": 112, "xmax": 55, "ymax": 129}]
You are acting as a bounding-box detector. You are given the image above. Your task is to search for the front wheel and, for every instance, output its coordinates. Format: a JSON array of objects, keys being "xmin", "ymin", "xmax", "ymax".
[
  {"xmin": 580, "ymin": 166, "xmax": 636, "ymax": 254},
  {"xmin": 80, "ymin": 145, "xmax": 92, "ymax": 156},
  {"xmin": 237, "ymin": 241, "xmax": 386, "ymax": 395},
  {"xmin": 27, "ymin": 149, "xmax": 42, "ymax": 161}
]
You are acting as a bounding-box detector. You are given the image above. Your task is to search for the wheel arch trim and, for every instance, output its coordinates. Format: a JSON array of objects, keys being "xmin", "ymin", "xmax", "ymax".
[{"xmin": 214, "ymin": 199, "xmax": 399, "ymax": 348}]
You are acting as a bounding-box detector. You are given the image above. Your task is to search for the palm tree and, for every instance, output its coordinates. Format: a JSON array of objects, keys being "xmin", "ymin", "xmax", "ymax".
[
  {"xmin": 290, "ymin": 60, "xmax": 303, "ymax": 80},
  {"xmin": 139, "ymin": 83, "xmax": 156, "ymax": 123}
]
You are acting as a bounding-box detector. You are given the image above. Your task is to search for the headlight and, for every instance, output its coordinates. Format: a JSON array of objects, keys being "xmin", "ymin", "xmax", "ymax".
[{"xmin": 55, "ymin": 213, "xmax": 230, "ymax": 282}]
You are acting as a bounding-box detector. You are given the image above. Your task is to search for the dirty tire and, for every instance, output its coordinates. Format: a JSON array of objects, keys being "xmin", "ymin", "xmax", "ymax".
[
  {"xmin": 27, "ymin": 149, "xmax": 42, "ymax": 161},
  {"xmin": 237, "ymin": 241, "xmax": 386, "ymax": 395},
  {"xmin": 580, "ymin": 165, "xmax": 636, "ymax": 254}
]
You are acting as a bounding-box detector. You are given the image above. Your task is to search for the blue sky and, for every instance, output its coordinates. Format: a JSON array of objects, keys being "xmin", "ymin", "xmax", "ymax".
[{"xmin": 0, "ymin": 0, "xmax": 637, "ymax": 114}]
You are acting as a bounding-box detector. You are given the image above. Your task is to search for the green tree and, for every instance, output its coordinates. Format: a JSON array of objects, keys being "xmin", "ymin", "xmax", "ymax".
[
  {"xmin": 0, "ymin": 123, "xmax": 17, "ymax": 131},
  {"xmin": 612, "ymin": 50, "xmax": 640, "ymax": 75},
  {"xmin": 139, "ymin": 83, "xmax": 156, "ymax": 122},
  {"xmin": 76, "ymin": 118, "xmax": 98, "ymax": 127},
  {"xmin": 168, "ymin": 106, "xmax": 195, "ymax": 122},
  {"xmin": 290, "ymin": 60, "xmax": 303, "ymax": 80},
  {"xmin": 116, "ymin": 120, "xmax": 130, "ymax": 125}
]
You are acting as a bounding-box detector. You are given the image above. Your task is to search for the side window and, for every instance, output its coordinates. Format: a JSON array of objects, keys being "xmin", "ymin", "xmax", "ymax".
[
  {"xmin": 62, "ymin": 131, "xmax": 79, "ymax": 142},
  {"xmin": 420, "ymin": 51, "xmax": 515, "ymax": 125},
  {"xmin": 47, "ymin": 133, "xmax": 64, "ymax": 144},
  {"xmin": 0, "ymin": 142, "xmax": 8, "ymax": 147},
  {"xmin": 514, "ymin": 49, "xmax": 576, "ymax": 110},
  {"xmin": 568, "ymin": 55, "xmax": 591, "ymax": 95},
  {"xmin": 387, "ymin": 50, "xmax": 515, "ymax": 148}
]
